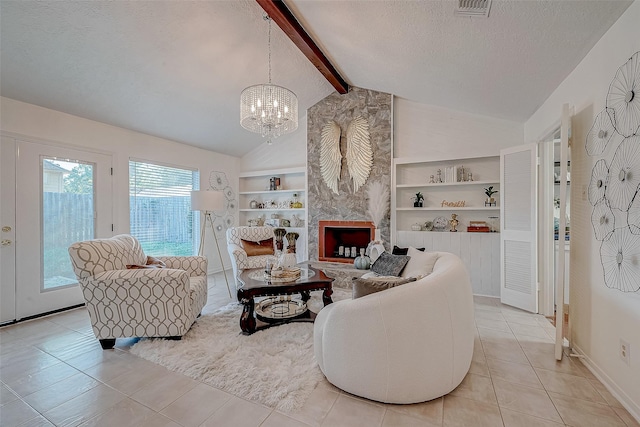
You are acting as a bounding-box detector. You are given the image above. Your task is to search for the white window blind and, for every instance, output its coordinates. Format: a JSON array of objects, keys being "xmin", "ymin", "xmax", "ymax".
[{"xmin": 129, "ymin": 160, "xmax": 199, "ymax": 256}]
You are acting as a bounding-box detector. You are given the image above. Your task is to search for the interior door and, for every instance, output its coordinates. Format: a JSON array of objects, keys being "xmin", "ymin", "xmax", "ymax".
[
  {"xmin": 1, "ymin": 137, "xmax": 17, "ymax": 323},
  {"xmin": 500, "ymin": 143, "xmax": 538, "ymax": 312},
  {"xmin": 14, "ymin": 140, "xmax": 112, "ymax": 320}
]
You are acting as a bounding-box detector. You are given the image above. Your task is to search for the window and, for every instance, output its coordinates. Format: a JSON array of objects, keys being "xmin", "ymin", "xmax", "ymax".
[
  {"xmin": 129, "ymin": 160, "xmax": 199, "ymax": 256},
  {"xmin": 43, "ymin": 158, "xmax": 95, "ymax": 289}
]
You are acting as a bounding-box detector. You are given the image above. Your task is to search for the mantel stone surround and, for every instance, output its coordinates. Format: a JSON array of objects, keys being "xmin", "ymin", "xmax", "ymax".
[{"xmin": 307, "ymin": 87, "xmax": 392, "ymax": 261}]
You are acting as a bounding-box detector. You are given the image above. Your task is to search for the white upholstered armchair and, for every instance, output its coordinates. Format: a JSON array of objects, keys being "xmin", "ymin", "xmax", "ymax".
[
  {"xmin": 314, "ymin": 252, "xmax": 474, "ymax": 404},
  {"xmin": 68, "ymin": 235, "xmax": 208, "ymax": 349},
  {"xmin": 226, "ymin": 226, "xmax": 276, "ymax": 286}
]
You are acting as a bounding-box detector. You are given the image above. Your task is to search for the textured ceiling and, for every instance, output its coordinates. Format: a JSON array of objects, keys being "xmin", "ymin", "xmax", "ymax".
[
  {"xmin": 287, "ymin": 0, "xmax": 632, "ymax": 122},
  {"xmin": 0, "ymin": 1, "xmax": 632, "ymax": 157}
]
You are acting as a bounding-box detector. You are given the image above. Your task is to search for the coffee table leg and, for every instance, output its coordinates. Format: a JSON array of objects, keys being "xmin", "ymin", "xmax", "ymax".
[
  {"xmin": 240, "ymin": 298, "xmax": 256, "ymax": 334},
  {"xmin": 322, "ymin": 287, "xmax": 333, "ymax": 306},
  {"xmin": 300, "ymin": 291, "xmax": 310, "ymax": 303}
]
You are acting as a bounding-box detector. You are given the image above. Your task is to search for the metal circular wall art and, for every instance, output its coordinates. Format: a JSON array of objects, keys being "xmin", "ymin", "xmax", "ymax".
[
  {"xmin": 605, "ymin": 136, "xmax": 640, "ymax": 211},
  {"xmin": 591, "ymin": 199, "xmax": 615, "ymax": 241},
  {"xmin": 599, "ymin": 228, "xmax": 640, "ymax": 292},
  {"xmin": 209, "ymin": 171, "xmax": 230, "ymax": 191},
  {"xmin": 606, "ymin": 51, "xmax": 640, "ymax": 138},
  {"xmin": 589, "ymin": 51, "xmax": 640, "ymax": 293},
  {"xmin": 207, "ymin": 171, "xmax": 236, "ymax": 234},
  {"xmin": 586, "ymin": 109, "xmax": 616, "ymax": 156},
  {"xmin": 588, "ymin": 159, "xmax": 609, "ymax": 205},
  {"xmin": 627, "ymin": 194, "xmax": 640, "ymax": 235}
]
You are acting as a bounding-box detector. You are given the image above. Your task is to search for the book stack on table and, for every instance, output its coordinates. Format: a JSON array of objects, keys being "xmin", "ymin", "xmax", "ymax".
[{"xmin": 467, "ymin": 221, "xmax": 491, "ymax": 232}]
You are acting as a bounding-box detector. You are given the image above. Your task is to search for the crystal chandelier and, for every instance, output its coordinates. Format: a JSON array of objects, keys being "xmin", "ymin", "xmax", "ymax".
[{"xmin": 240, "ymin": 15, "xmax": 298, "ymax": 145}]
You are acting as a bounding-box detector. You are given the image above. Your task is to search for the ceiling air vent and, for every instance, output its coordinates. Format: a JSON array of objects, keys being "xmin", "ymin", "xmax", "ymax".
[{"xmin": 455, "ymin": 0, "xmax": 492, "ymax": 18}]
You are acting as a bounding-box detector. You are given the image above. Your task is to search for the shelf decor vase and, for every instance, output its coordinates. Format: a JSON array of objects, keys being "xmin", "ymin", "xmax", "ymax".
[
  {"xmin": 354, "ymin": 249, "xmax": 371, "ymax": 270},
  {"xmin": 285, "ymin": 231, "xmax": 299, "ymax": 258},
  {"xmin": 273, "ymin": 228, "xmax": 286, "ymax": 252}
]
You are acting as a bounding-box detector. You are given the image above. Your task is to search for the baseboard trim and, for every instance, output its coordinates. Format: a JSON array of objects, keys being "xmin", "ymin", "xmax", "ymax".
[
  {"xmin": 572, "ymin": 344, "xmax": 640, "ymax": 423},
  {"xmin": 0, "ymin": 303, "xmax": 85, "ymax": 327},
  {"xmin": 472, "ymin": 293, "xmax": 500, "ymax": 299}
]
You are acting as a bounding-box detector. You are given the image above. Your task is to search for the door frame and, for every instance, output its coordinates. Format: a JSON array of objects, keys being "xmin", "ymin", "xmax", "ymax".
[
  {"xmin": 1, "ymin": 131, "xmax": 114, "ymax": 321},
  {"xmin": 1, "ymin": 137, "xmax": 17, "ymax": 323},
  {"xmin": 554, "ymin": 103, "xmax": 571, "ymax": 360},
  {"xmin": 538, "ymin": 124, "xmax": 561, "ymax": 318}
]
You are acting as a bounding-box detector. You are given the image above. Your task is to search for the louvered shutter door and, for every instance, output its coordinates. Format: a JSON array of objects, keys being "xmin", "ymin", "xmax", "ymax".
[{"xmin": 500, "ymin": 144, "xmax": 538, "ymax": 313}]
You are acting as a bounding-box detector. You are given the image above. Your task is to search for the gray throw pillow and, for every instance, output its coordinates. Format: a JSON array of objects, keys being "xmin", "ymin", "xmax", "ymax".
[
  {"xmin": 370, "ymin": 252, "xmax": 411, "ymax": 276},
  {"xmin": 352, "ymin": 276, "xmax": 417, "ymax": 299}
]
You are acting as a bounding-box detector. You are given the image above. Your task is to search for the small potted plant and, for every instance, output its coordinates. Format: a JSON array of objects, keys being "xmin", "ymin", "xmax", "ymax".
[
  {"xmin": 484, "ymin": 186, "xmax": 498, "ymax": 205},
  {"xmin": 413, "ymin": 192, "xmax": 424, "ymax": 208}
]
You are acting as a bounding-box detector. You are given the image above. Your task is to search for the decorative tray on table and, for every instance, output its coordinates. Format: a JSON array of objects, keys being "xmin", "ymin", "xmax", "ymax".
[
  {"xmin": 247, "ymin": 266, "xmax": 314, "ymax": 283},
  {"xmin": 256, "ymin": 296, "xmax": 308, "ymax": 321},
  {"xmin": 268, "ymin": 267, "xmax": 301, "ymax": 280},
  {"xmin": 261, "ymin": 267, "xmax": 302, "ymax": 283}
]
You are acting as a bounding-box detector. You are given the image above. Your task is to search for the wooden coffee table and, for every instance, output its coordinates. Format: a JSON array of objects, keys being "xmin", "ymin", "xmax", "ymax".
[{"xmin": 237, "ymin": 265, "xmax": 334, "ymax": 335}]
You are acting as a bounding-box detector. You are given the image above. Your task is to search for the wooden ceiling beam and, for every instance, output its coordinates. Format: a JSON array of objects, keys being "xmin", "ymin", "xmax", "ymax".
[{"xmin": 256, "ymin": 0, "xmax": 349, "ymax": 94}]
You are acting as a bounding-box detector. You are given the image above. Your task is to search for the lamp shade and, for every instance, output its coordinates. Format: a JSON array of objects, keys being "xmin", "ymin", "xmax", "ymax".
[{"xmin": 191, "ymin": 190, "xmax": 224, "ymax": 212}]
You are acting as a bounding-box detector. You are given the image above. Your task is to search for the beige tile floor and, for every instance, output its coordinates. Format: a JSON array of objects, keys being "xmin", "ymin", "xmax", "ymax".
[{"xmin": 1, "ymin": 272, "xmax": 638, "ymax": 427}]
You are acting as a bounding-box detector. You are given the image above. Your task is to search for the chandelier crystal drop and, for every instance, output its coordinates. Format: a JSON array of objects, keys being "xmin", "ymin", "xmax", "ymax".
[{"xmin": 240, "ymin": 16, "xmax": 298, "ymax": 145}]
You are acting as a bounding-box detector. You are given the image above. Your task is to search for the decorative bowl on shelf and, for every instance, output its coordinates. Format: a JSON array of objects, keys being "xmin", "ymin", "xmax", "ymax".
[{"xmin": 432, "ymin": 216, "xmax": 449, "ymax": 231}]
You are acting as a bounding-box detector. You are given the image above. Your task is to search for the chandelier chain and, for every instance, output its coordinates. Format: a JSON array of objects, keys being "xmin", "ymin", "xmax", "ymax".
[{"xmin": 268, "ymin": 16, "xmax": 272, "ymax": 84}]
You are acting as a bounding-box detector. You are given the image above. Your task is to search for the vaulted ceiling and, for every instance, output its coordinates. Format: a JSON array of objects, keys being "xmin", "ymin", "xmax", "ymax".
[{"xmin": 0, "ymin": 1, "xmax": 632, "ymax": 157}]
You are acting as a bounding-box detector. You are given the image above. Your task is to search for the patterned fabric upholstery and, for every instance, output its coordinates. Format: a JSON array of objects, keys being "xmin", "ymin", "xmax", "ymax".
[
  {"xmin": 226, "ymin": 227, "xmax": 276, "ymax": 285},
  {"xmin": 68, "ymin": 235, "xmax": 207, "ymax": 343}
]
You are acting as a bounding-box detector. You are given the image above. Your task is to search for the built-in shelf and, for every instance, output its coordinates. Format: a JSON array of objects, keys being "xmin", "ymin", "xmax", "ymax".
[
  {"xmin": 239, "ymin": 208, "xmax": 306, "ymax": 212},
  {"xmin": 238, "ymin": 166, "xmax": 305, "ymax": 178},
  {"xmin": 239, "ymin": 189, "xmax": 306, "ymax": 195},
  {"xmin": 395, "ymin": 230, "xmax": 501, "ymax": 297},
  {"xmin": 238, "ymin": 167, "xmax": 308, "ymax": 263},
  {"xmin": 393, "ymin": 155, "xmax": 501, "ymax": 297},
  {"xmin": 396, "ymin": 180, "xmax": 498, "ymax": 189},
  {"xmin": 401, "ymin": 230, "xmax": 500, "ymax": 234},
  {"xmin": 396, "ymin": 207, "xmax": 499, "ymax": 211}
]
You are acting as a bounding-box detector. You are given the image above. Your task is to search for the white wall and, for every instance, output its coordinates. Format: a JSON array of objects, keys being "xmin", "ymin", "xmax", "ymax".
[
  {"xmin": 240, "ymin": 97, "xmax": 524, "ymax": 170},
  {"xmin": 1, "ymin": 97, "xmax": 240, "ymax": 275},
  {"xmin": 524, "ymin": 0, "xmax": 640, "ymax": 418},
  {"xmin": 240, "ymin": 113, "xmax": 308, "ymax": 172},
  {"xmin": 394, "ymin": 98, "xmax": 523, "ymax": 160}
]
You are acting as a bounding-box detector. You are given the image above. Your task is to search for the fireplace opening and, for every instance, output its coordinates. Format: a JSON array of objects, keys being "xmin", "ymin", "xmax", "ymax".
[{"xmin": 319, "ymin": 220, "xmax": 375, "ymax": 263}]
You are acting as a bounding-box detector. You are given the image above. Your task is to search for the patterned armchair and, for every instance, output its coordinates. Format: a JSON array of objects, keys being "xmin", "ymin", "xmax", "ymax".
[
  {"xmin": 68, "ymin": 235, "xmax": 207, "ymax": 349},
  {"xmin": 226, "ymin": 226, "xmax": 276, "ymax": 286}
]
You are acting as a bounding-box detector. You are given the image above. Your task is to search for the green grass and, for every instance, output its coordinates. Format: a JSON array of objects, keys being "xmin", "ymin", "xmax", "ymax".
[{"xmin": 140, "ymin": 241, "xmax": 195, "ymax": 257}]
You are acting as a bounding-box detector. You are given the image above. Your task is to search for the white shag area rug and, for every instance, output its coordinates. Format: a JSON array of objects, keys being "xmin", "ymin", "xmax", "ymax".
[{"xmin": 129, "ymin": 288, "xmax": 350, "ymax": 411}]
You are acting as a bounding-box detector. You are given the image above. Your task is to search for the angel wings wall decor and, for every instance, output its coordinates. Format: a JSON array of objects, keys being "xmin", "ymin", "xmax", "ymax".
[{"xmin": 320, "ymin": 115, "xmax": 373, "ymax": 194}]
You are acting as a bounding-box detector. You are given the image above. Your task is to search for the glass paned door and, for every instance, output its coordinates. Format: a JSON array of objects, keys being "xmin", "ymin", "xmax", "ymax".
[
  {"xmin": 15, "ymin": 140, "xmax": 112, "ymax": 320},
  {"xmin": 42, "ymin": 158, "xmax": 95, "ymax": 290}
]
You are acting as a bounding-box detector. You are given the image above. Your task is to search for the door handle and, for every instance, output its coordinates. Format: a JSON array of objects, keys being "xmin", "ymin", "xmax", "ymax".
[
  {"xmin": 1, "ymin": 240, "xmax": 12, "ymax": 246},
  {"xmin": 2, "ymin": 226, "xmax": 11, "ymax": 232}
]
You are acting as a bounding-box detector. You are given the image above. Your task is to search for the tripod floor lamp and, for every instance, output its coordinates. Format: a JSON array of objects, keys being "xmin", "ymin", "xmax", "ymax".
[{"xmin": 191, "ymin": 190, "xmax": 232, "ymax": 298}]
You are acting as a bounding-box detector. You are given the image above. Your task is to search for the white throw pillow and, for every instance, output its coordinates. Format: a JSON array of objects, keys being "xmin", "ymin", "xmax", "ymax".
[{"xmin": 401, "ymin": 247, "xmax": 438, "ymax": 279}]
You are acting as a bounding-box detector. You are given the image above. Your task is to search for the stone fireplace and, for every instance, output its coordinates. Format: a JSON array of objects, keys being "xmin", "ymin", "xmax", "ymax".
[
  {"xmin": 318, "ymin": 220, "xmax": 375, "ymax": 263},
  {"xmin": 307, "ymin": 87, "xmax": 392, "ymax": 261}
]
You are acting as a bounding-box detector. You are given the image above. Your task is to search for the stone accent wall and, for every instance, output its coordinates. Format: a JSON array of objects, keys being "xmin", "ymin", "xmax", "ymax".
[{"xmin": 307, "ymin": 86, "xmax": 392, "ymax": 261}]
